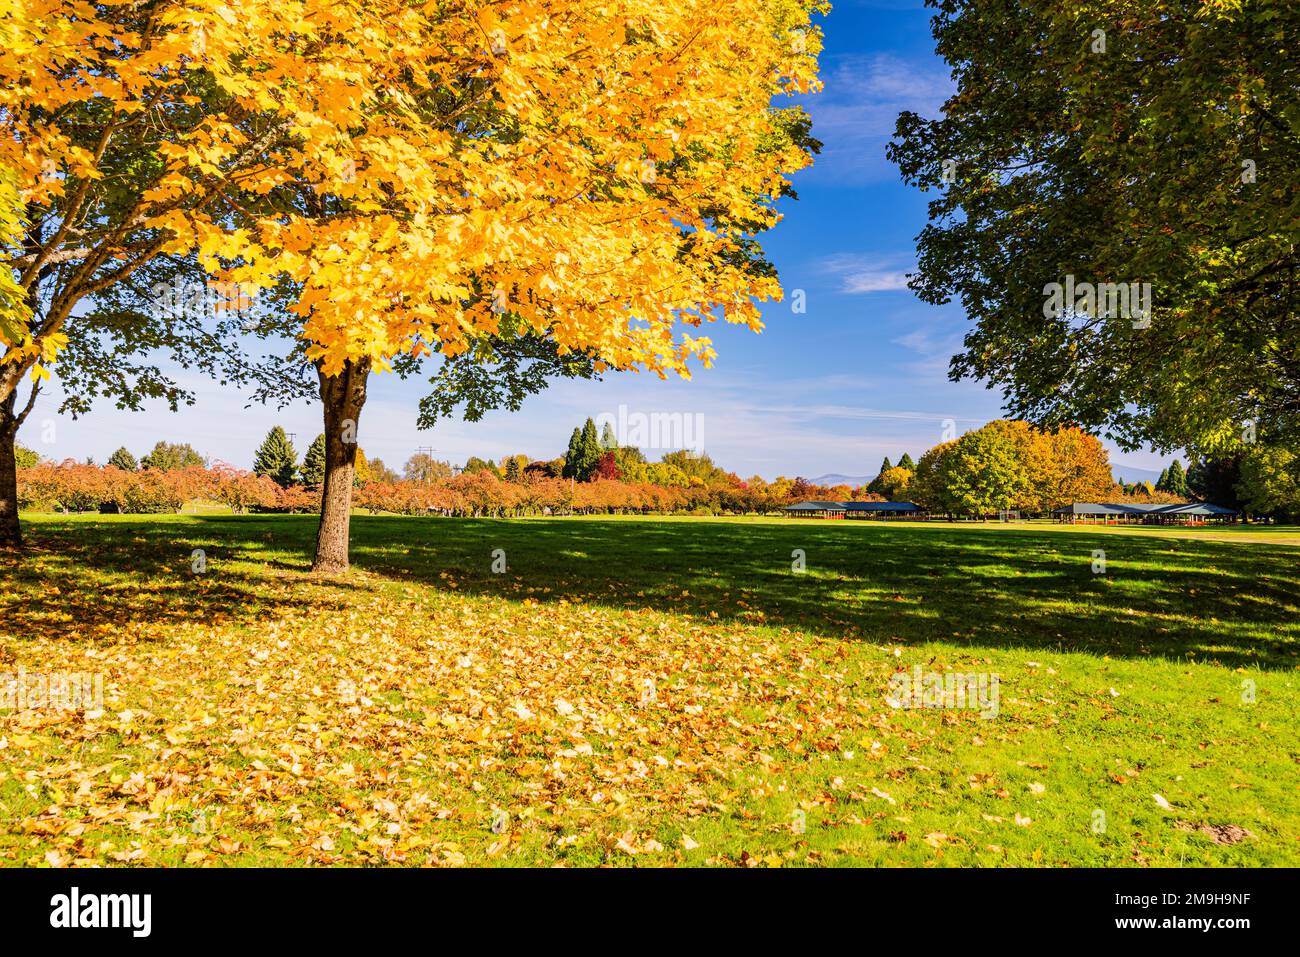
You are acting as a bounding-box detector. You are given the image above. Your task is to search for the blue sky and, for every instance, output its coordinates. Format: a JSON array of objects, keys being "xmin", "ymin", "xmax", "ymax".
[{"xmin": 27, "ymin": 0, "xmax": 1170, "ymax": 483}]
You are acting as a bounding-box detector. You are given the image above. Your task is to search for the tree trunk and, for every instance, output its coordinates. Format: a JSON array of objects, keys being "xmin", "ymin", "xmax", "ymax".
[
  {"xmin": 0, "ymin": 393, "xmax": 20, "ymax": 549},
  {"xmin": 311, "ymin": 358, "xmax": 370, "ymax": 574}
]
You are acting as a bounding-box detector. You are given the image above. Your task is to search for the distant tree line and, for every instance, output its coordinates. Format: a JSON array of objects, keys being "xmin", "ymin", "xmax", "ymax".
[{"xmin": 15, "ymin": 417, "xmax": 1300, "ymax": 522}]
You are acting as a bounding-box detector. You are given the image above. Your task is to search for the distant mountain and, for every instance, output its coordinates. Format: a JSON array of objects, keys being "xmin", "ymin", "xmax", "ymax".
[{"xmin": 809, "ymin": 473, "xmax": 875, "ymax": 488}]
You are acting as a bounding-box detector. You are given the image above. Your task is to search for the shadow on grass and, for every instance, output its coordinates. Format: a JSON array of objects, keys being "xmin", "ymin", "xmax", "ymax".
[
  {"xmin": 351, "ymin": 517, "xmax": 1300, "ymax": 670},
  {"xmin": 0, "ymin": 518, "xmax": 354, "ymax": 646},
  {"xmin": 8, "ymin": 515, "xmax": 1300, "ymax": 670}
]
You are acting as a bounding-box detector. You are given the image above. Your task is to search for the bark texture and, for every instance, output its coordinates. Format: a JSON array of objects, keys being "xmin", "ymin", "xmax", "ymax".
[{"xmin": 311, "ymin": 358, "xmax": 370, "ymax": 573}]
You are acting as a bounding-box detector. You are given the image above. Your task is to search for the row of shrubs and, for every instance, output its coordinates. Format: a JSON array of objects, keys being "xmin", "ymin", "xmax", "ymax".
[
  {"xmin": 16, "ymin": 463, "xmax": 315, "ymax": 514},
  {"xmin": 16, "ymin": 462, "xmax": 806, "ymax": 517},
  {"xmin": 354, "ymin": 474, "xmax": 714, "ymax": 516}
]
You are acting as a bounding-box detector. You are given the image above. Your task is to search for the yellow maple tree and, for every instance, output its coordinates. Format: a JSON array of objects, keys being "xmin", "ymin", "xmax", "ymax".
[
  {"xmin": 2, "ymin": 0, "xmax": 428, "ymax": 544},
  {"xmin": 249, "ymin": 0, "xmax": 828, "ymax": 571},
  {"xmin": 0, "ymin": 0, "xmax": 826, "ymax": 558}
]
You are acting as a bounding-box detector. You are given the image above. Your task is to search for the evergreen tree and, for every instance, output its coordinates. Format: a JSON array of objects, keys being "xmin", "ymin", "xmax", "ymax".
[
  {"xmin": 562, "ymin": 427, "xmax": 583, "ymax": 479},
  {"xmin": 1155, "ymin": 466, "xmax": 1170, "ymax": 491},
  {"xmin": 1165, "ymin": 459, "xmax": 1188, "ymax": 498},
  {"xmin": 897, "ymin": 452, "xmax": 915, "ymax": 471},
  {"xmin": 600, "ymin": 421, "xmax": 618, "ymax": 450},
  {"xmin": 504, "ymin": 457, "xmax": 522, "ymax": 482},
  {"xmin": 252, "ymin": 426, "xmax": 299, "ymax": 487},
  {"xmin": 300, "ymin": 434, "xmax": 327, "ymax": 488},
  {"xmin": 578, "ymin": 418, "xmax": 602, "ymax": 481},
  {"xmin": 1185, "ymin": 459, "xmax": 1205, "ymax": 499},
  {"xmin": 108, "ymin": 447, "xmax": 138, "ymax": 471},
  {"xmin": 868, "ymin": 456, "xmax": 893, "ymax": 492}
]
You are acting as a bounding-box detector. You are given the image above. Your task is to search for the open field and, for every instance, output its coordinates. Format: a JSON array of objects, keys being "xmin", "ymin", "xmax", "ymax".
[{"xmin": 2, "ymin": 514, "xmax": 1297, "ymax": 866}]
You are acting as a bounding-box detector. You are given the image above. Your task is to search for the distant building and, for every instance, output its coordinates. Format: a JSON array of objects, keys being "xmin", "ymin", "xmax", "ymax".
[
  {"xmin": 784, "ymin": 501, "xmax": 926, "ymax": 520},
  {"xmin": 1051, "ymin": 502, "xmax": 1237, "ymax": 524}
]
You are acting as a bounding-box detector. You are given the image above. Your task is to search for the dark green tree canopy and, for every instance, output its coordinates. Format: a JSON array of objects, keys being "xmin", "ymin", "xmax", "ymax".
[
  {"xmin": 1187, "ymin": 455, "xmax": 1244, "ymax": 510},
  {"xmin": 561, "ymin": 428, "xmax": 583, "ymax": 480},
  {"xmin": 578, "ymin": 419, "xmax": 601, "ymax": 479},
  {"xmin": 1158, "ymin": 459, "xmax": 1189, "ymax": 497},
  {"xmin": 558, "ymin": 418, "xmax": 612, "ymax": 482},
  {"xmin": 889, "ymin": 0, "xmax": 1299, "ymax": 459}
]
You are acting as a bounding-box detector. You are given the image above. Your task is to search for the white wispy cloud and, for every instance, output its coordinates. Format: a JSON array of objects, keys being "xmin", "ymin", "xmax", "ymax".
[
  {"xmin": 805, "ymin": 52, "xmax": 952, "ymax": 183},
  {"xmin": 820, "ymin": 252, "xmax": 913, "ymax": 294},
  {"xmin": 843, "ymin": 270, "xmax": 911, "ymax": 293}
]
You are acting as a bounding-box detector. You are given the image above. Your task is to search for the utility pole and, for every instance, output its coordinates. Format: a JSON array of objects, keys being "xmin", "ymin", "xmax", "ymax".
[{"xmin": 411, "ymin": 446, "xmax": 446, "ymax": 483}]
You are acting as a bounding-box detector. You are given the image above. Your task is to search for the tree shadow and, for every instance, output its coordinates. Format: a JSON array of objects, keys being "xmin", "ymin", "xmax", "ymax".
[
  {"xmin": 8, "ymin": 516, "xmax": 1298, "ymax": 671},
  {"xmin": 344, "ymin": 517, "xmax": 1300, "ymax": 671},
  {"xmin": 0, "ymin": 519, "xmax": 353, "ymax": 646}
]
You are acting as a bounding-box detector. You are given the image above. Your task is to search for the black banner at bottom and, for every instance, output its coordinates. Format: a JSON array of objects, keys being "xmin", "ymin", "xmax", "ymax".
[{"xmin": 0, "ymin": 866, "xmax": 1286, "ymax": 944}]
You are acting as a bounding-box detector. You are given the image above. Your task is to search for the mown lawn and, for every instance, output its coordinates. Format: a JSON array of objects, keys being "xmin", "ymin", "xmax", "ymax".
[{"xmin": 2, "ymin": 514, "xmax": 1297, "ymax": 867}]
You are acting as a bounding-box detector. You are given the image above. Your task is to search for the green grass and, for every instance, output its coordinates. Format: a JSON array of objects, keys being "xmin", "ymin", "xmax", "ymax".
[{"xmin": 2, "ymin": 513, "xmax": 1297, "ymax": 867}]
